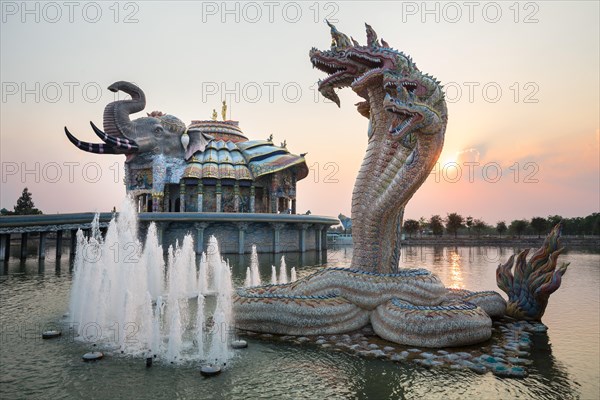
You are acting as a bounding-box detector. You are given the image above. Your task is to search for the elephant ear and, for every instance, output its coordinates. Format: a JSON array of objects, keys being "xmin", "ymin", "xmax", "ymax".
[{"xmin": 185, "ymin": 129, "xmax": 214, "ymax": 160}]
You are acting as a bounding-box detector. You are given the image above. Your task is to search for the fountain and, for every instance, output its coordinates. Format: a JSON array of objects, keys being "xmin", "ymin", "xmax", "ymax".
[
  {"xmin": 244, "ymin": 245, "xmax": 262, "ymax": 287},
  {"xmin": 68, "ymin": 198, "xmax": 235, "ymax": 368},
  {"xmin": 247, "ymin": 255, "xmax": 295, "ymax": 287}
]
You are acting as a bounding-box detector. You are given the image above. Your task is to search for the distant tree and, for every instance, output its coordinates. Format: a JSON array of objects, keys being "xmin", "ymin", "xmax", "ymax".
[
  {"xmin": 403, "ymin": 219, "xmax": 420, "ymax": 238},
  {"xmin": 430, "ymin": 215, "xmax": 444, "ymax": 237},
  {"xmin": 496, "ymin": 221, "xmax": 507, "ymax": 236},
  {"xmin": 509, "ymin": 219, "xmax": 529, "ymax": 238},
  {"xmin": 547, "ymin": 215, "xmax": 563, "ymax": 229},
  {"xmin": 530, "ymin": 217, "xmax": 549, "ymax": 238},
  {"xmin": 12, "ymin": 188, "xmax": 42, "ymax": 215},
  {"xmin": 473, "ymin": 219, "xmax": 488, "ymax": 238},
  {"xmin": 466, "ymin": 216, "xmax": 473, "ymax": 237},
  {"xmin": 445, "ymin": 213, "xmax": 465, "ymax": 238},
  {"xmin": 418, "ymin": 217, "xmax": 428, "ymax": 238},
  {"xmin": 0, "ymin": 208, "xmax": 14, "ymax": 216},
  {"xmin": 584, "ymin": 213, "xmax": 600, "ymax": 235}
]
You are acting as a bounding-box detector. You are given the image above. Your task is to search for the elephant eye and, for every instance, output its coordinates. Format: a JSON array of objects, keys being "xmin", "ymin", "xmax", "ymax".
[{"xmin": 154, "ymin": 126, "xmax": 164, "ymax": 135}]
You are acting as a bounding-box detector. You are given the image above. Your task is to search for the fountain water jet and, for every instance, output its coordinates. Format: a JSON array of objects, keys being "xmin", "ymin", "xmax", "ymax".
[
  {"xmin": 243, "ymin": 245, "xmax": 262, "ymax": 287},
  {"xmin": 68, "ymin": 198, "xmax": 235, "ymax": 367},
  {"xmin": 278, "ymin": 256, "xmax": 288, "ymax": 284}
]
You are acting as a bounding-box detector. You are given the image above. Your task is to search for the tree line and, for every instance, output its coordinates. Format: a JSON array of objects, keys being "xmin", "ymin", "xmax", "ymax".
[{"xmin": 401, "ymin": 212, "xmax": 600, "ymax": 239}]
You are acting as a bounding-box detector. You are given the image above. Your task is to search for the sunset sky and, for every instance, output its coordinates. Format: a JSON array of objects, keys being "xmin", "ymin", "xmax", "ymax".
[{"xmin": 1, "ymin": 1, "xmax": 598, "ymax": 224}]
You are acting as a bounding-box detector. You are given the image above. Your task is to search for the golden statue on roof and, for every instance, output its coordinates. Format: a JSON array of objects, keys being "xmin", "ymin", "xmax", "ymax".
[
  {"xmin": 211, "ymin": 109, "xmax": 218, "ymax": 121},
  {"xmin": 221, "ymin": 100, "xmax": 227, "ymax": 121}
]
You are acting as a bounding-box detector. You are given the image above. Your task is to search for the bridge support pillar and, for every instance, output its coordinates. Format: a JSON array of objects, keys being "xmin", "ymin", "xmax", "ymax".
[
  {"xmin": 194, "ymin": 223, "xmax": 209, "ymax": 255},
  {"xmin": 315, "ymin": 227, "xmax": 322, "ymax": 254},
  {"xmin": 70, "ymin": 230, "xmax": 77, "ymax": 256},
  {"xmin": 271, "ymin": 223, "xmax": 284, "ymax": 254},
  {"xmin": 55, "ymin": 231, "xmax": 63, "ymax": 259},
  {"xmin": 20, "ymin": 232, "xmax": 28, "ymax": 260},
  {"xmin": 0, "ymin": 234, "xmax": 9, "ymax": 262},
  {"xmin": 236, "ymin": 222, "xmax": 248, "ymax": 255},
  {"xmin": 38, "ymin": 232, "xmax": 47, "ymax": 260},
  {"xmin": 298, "ymin": 224, "xmax": 309, "ymax": 253}
]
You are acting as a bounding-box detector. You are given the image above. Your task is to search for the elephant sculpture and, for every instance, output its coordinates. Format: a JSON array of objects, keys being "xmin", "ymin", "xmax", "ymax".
[{"xmin": 64, "ymin": 81, "xmax": 213, "ymax": 162}]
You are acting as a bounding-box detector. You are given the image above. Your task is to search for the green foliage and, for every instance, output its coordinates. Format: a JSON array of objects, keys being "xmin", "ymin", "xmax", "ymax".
[
  {"xmin": 530, "ymin": 217, "xmax": 549, "ymax": 238},
  {"xmin": 472, "ymin": 219, "xmax": 488, "ymax": 238},
  {"xmin": 403, "ymin": 219, "xmax": 420, "ymax": 238},
  {"xmin": 496, "ymin": 221, "xmax": 508, "ymax": 236},
  {"xmin": 12, "ymin": 188, "xmax": 42, "ymax": 215},
  {"xmin": 445, "ymin": 213, "xmax": 465, "ymax": 238},
  {"xmin": 509, "ymin": 219, "xmax": 529, "ymax": 238},
  {"xmin": 429, "ymin": 215, "xmax": 444, "ymax": 237}
]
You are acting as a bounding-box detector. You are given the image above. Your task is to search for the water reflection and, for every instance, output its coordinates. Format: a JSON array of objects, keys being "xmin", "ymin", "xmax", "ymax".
[
  {"xmin": 0, "ymin": 245, "xmax": 598, "ymax": 399},
  {"xmin": 448, "ymin": 250, "xmax": 463, "ymax": 289}
]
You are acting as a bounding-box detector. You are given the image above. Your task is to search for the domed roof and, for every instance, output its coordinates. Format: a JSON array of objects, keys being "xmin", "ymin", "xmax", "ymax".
[
  {"xmin": 183, "ymin": 139, "xmax": 308, "ymax": 181},
  {"xmin": 188, "ymin": 120, "xmax": 248, "ymax": 143},
  {"xmin": 183, "ymin": 119, "xmax": 308, "ymax": 181}
]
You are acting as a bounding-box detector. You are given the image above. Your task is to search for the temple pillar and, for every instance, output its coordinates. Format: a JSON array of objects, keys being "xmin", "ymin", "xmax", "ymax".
[
  {"xmin": 216, "ymin": 181, "xmax": 222, "ymax": 212},
  {"xmin": 291, "ymin": 198, "xmax": 296, "ymax": 215},
  {"xmin": 194, "ymin": 222, "xmax": 210, "ymax": 255},
  {"xmin": 179, "ymin": 182, "xmax": 186, "ymax": 212},
  {"xmin": 20, "ymin": 232, "xmax": 28, "ymax": 260},
  {"xmin": 197, "ymin": 181, "xmax": 204, "ymax": 212},
  {"xmin": 262, "ymin": 189, "xmax": 268, "ymax": 214},
  {"xmin": 38, "ymin": 232, "xmax": 47, "ymax": 260},
  {"xmin": 236, "ymin": 222, "xmax": 249, "ymax": 254},
  {"xmin": 250, "ymin": 185, "xmax": 255, "ymax": 213},
  {"xmin": 55, "ymin": 230, "xmax": 63, "ymax": 259},
  {"xmin": 271, "ymin": 193, "xmax": 277, "ymax": 213},
  {"xmin": 164, "ymin": 185, "xmax": 170, "ymax": 212},
  {"xmin": 0, "ymin": 234, "xmax": 10, "ymax": 262},
  {"xmin": 234, "ymin": 182, "xmax": 240, "ymax": 212},
  {"xmin": 152, "ymin": 193, "xmax": 162, "ymax": 212},
  {"xmin": 271, "ymin": 223, "xmax": 284, "ymax": 254}
]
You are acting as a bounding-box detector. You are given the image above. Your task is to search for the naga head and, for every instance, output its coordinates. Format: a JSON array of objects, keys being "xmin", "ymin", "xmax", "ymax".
[
  {"xmin": 64, "ymin": 81, "xmax": 213, "ymax": 162},
  {"xmin": 310, "ymin": 22, "xmax": 418, "ymax": 113},
  {"xmin": 383, "ymin": 70, "xmax": 447, "ymax": 141}
]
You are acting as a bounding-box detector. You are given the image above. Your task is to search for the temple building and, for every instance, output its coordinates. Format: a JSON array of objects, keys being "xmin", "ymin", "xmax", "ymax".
[{"xmin": 126, "ymin": 119, "xmax": 308, "ymax": 214}]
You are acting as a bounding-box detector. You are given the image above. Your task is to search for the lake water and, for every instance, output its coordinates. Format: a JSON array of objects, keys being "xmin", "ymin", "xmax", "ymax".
[{"xmin": 1, "ymin": 245, "xmax": 598, "ymax": 400}]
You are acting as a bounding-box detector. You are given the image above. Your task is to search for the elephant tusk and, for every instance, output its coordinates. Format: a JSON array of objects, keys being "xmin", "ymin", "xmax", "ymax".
[
  {"xmin": 90, "ymin": 121, "xmax": 139, "ymax": 152},
  {"xmin": 64, "ymin": 126, "xmax": 119, "ymax": 154}
]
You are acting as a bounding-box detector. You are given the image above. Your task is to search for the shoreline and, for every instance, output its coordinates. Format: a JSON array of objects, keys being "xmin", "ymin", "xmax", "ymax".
[{"xmin": 398, "ymin": 236, "xmax": 600, "ymax": 249}]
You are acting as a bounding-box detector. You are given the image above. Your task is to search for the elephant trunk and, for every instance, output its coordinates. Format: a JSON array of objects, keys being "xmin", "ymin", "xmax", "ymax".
[{"xmin": 103, "ymin": 81, "xmax": 146, "ymax": 138}]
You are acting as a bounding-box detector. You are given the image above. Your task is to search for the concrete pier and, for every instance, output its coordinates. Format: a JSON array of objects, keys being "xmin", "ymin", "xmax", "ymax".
[
  {"xmin": 56, "ymin": 230, "xmax": 63, "ymax": 259},
  {"xmin": 0, "ymin": 234, "xmax": 9, "ymax": 262},
  {"xmin": 38, "ymin": 232, "xmax": 47, "ymax": 260},
  {"xmin": 20, "ymin": 233, "xmax": 28, "ymax": 260}
]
